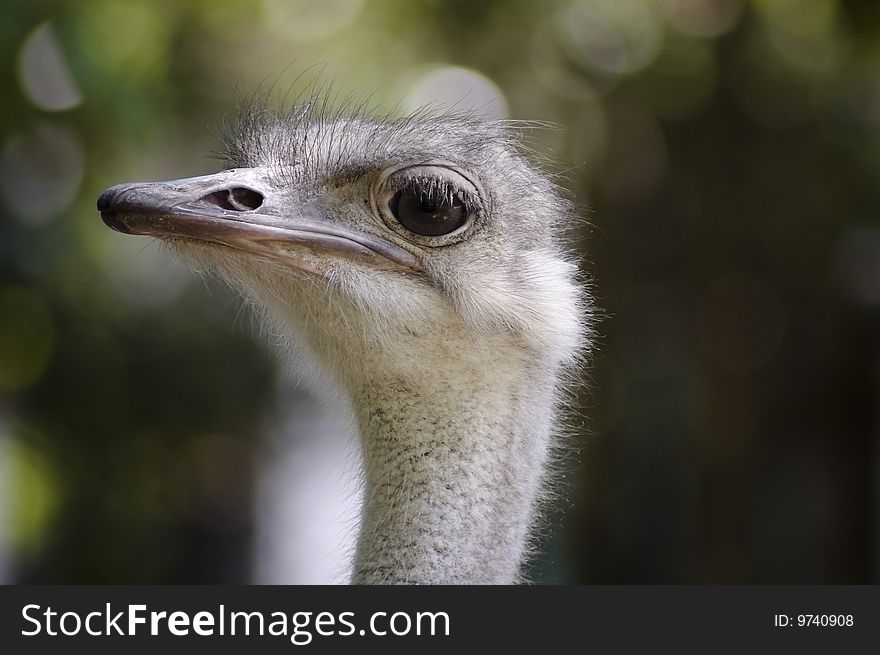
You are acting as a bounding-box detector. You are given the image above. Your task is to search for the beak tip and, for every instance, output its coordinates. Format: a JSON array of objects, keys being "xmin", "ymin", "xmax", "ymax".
[
  {"xmin": 96, "ymin": 189, "xmax": 112, "ymax": 212},
  {"xmin": 97, "ymin": 183, "xmax": 133, "ymax": 213},
  {"xmin": 98, "ymin": 185, "xmax": 135, "ymax": 233}
]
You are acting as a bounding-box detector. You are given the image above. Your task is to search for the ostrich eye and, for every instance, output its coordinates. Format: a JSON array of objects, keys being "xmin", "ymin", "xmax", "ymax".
[
  {"xmin": 388, "ymin": 187, "xmax": 469, "ymax": 237},
  {"xmin": 374, "ymin": 164, "xmax": 482, "ymax": 245}
]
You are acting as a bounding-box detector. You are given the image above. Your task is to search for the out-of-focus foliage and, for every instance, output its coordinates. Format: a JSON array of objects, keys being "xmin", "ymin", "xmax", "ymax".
[{"xmin": 0, "ymin": 0, "xmax": 877, "ymax": 583}]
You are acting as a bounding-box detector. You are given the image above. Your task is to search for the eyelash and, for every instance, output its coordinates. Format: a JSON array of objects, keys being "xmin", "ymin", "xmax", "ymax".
[{"xmin": 392, "ymin": 175, "xmax": 475, "ymax": 212}]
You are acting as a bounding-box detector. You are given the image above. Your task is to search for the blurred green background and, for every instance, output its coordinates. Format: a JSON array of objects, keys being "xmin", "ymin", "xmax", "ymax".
[{"xmin": 1, "ymin": 0, "xmax": 878, "ymax": 584}]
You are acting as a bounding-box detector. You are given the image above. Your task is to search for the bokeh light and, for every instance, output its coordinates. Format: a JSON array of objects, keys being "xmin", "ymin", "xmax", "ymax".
[
  {"xmin": 17, "ymin": 22, "xmax": 82, "ymax": 112},
  {"xmin": 1, "ymin": 428, "xmax": 60, "ymax": 566},
  {"xmin": 0, "ymin": 123, "xmax": 84, "ymax": 225},
  {"xmin": 559, "ymin": 0, "xmax": 664, "ymax": 76},
  {"xmin": 402, "ymin": 65, "xmax": 509, "ymax": 119}
]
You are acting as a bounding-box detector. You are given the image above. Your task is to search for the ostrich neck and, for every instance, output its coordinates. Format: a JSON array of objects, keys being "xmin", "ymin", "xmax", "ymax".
[{"xmin": 348, "ymin": 351, "xmax": 556, "ymax": 584}]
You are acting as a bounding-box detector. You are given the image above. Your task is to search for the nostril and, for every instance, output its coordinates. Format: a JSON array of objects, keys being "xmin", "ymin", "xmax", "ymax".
[
  {"xmin": 199, "ymin": 187, "xmax": 264, "ymax": 212},
  {"xmin": 229, "ymin": 187, "xmax": 263, "ymax": 210}
]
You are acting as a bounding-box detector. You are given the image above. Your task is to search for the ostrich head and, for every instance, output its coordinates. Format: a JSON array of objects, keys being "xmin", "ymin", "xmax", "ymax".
[{"xmin": 98, "ymin": 99, "xmax": 589, "ymax": 584}]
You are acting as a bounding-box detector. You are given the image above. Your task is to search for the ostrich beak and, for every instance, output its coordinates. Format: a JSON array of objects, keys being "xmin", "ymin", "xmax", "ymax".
[{"xmin": 97, "ymin": 169, "xmax": 421, "ymax": 272}]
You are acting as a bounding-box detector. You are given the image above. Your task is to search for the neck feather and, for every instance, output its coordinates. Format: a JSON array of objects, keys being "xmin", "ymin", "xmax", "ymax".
[{"xmin": 348, "ymin": 351, "xmax": 558, "ymax": 584}]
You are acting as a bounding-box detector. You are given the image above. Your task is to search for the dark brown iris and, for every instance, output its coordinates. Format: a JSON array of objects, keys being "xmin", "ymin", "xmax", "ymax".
[{"xmin": 388, "ymin": 188, "xmax": 468, "ymax": 237}]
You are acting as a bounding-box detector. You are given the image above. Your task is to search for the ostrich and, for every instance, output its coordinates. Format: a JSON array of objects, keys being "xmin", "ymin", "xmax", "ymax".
[{"xmin": 96, "ymin": 99, "xmax": 589, "ymax": 584}]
